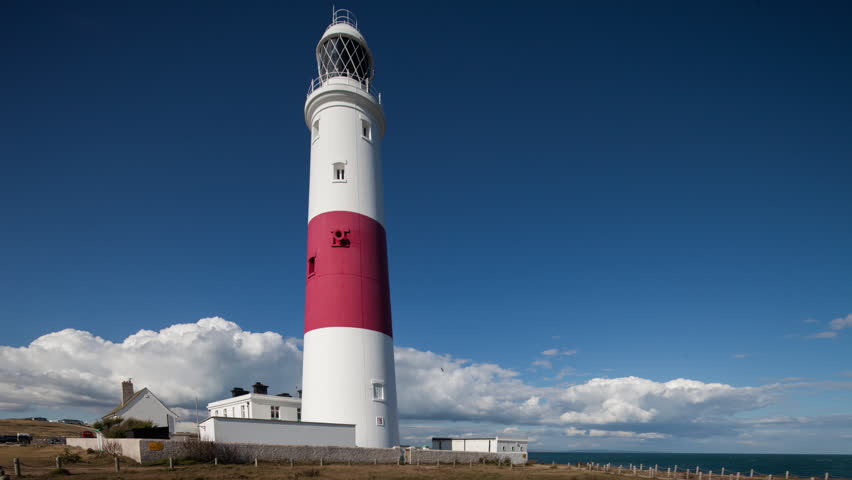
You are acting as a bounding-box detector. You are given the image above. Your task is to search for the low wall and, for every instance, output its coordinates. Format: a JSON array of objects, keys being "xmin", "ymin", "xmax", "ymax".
[
  {"xmin": 408, "ymin": 448, "xmax": 527, "ymax": 465},
  {"xmin": 66, "ymin": 438, "xmax": 146, "ymax": 463},
  {"xmin": 66, "ymin": 438, "xmax": 401, "ymax": 465}
]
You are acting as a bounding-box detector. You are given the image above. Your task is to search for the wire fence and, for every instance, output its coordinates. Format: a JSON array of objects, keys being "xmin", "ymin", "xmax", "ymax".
[{"xmin": 568, "ymin": 461, "xmax": 848, "ymax": 480}]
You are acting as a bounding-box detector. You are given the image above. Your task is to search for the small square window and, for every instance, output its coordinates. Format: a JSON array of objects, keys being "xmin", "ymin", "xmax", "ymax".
[{"xmin": 376, "ymin": 416, "xmax": 384, "ymax": 426}]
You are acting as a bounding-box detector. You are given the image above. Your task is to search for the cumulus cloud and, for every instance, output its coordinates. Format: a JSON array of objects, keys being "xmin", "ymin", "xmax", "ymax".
[
  {"xmin": 0, "ymin": 317, "xmax": 302, "ymax": 412},
  {"xmin": 1, "ymin": 318, "xmax": 781, "ymax": 445}
]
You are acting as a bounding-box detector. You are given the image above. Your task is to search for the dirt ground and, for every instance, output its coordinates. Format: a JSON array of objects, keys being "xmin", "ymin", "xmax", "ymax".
[
  {"xmin": 0, "ymin": 419, "xmax": 90, "ymax": 439},
  {"xmin": 0, "ymin": 444, "xmax": 613, "ymax": 479}
]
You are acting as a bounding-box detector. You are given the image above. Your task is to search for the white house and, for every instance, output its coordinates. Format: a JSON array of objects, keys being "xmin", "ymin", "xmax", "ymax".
[
  {"xmin": 431, "ymin": 436, "xmax": 528, "ymax": 454},
  {"xmin": 200, "ymin": 382, "xmax": 355, "ymax": 446},
  {"xmin": 206, "ymin": 382, "xmax": 301, "ymax": 421},
  {"xmin": 102, "ymin": 380, "xmax": 178, "ymax": 434}
]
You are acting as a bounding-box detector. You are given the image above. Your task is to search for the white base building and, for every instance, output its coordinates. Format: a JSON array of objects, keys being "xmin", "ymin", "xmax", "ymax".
[
  {"xmin": 102, "ymin": 380, "xmax": 178, "ymax": 434},
  {"xmin": 198, "ymin": 417, "xmax": 355, "ymax": 446},
  {"xmin": 431, "ymin": 436, "xmax": 528, "ymax": 454}
]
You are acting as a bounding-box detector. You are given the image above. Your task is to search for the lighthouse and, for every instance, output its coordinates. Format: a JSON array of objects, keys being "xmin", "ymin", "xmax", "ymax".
[{"xmin": 300, "ymin": 10, "xmax": 399, "ymax": 449}]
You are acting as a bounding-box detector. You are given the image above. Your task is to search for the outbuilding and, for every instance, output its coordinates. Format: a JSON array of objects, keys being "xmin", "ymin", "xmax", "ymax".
[{"xmin": 431, "ymin": 436, "xmax": 528, "ymax": 453}]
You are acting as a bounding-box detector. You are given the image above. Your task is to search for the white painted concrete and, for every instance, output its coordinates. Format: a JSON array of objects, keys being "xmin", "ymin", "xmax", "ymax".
[
  {"xmin": 432, "ymin": 437, "xmax": 528, "ymax": 453},
  {"xmin": 198, "ymin": 417, "xmax": 355, "ymax": 447},
  {"xmin": 305, "ymin": 77, "xmax": 385, "ymax": 225},
  {"xmin": 301, "ymin": 327, "xmax": 398, "ymax": 448},
  {"xmin": 207, "ymin": 393, "xmax": 301, "ymax": 421}
]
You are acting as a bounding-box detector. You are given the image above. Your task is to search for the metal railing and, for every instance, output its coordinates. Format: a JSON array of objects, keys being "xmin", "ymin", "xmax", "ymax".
[
  {"xmin": 308, "ymin": 75, "xmax": 382, "ymax": 104},
  {"xmin": 331, "ymin": 8, "xmax": 358, "ymax": 29}
]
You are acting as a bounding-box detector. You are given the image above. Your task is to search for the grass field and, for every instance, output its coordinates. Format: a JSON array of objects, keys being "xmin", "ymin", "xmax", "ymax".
[
  {"xmin": 0, "ymin": 444, "xmax": 611, "ymax": 479},
  {"xmin": 0, "ymin": 419, "xmax": 90, "ymax": 438}
]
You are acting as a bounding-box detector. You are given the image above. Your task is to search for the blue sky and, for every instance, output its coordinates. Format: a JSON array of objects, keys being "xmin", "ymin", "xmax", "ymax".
[{"xmin": 1, "ymin": 1, "xmax": 851, "ymax": 453}]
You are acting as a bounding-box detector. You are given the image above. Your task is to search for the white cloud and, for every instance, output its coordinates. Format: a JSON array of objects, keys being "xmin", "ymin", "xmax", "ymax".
[
  {"xmin": 829, "ymin": 314, "xmax": 852, "ymax": 331},
  {"xmin": 0, "ymin": 317, "xmax": 302, "ymax": 413},
  {"xmin": 532, "ymin": 360, "xmax": 553, "ymax": 369},
  {"xmin": 806, "ymin": 331, "xmax": 838, "ymax": 339},
  {"xmin": 542, "ymin": 348, "xmax": 578, "ymax": 357},
  {"xmin": 564, "ymin": 427, "xmax": 669, "ymax": 439},
  {"xmin": 0, "ymin": 318, "xmax": 781, "ymax": 444},
  {"xmin": 558, "ymin": 377, "xmax": 774, "ymax": 431}
]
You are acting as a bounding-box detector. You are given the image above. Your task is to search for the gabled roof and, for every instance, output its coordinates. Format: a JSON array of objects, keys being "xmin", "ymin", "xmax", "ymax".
[{"xmin": 102, "ymin": 388, "xmax": 178, "ymax": 419}]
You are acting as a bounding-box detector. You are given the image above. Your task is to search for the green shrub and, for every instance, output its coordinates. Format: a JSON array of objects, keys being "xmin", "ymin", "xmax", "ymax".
[
  {"xmin": 48, "ymin": 467, "xmax": 70, "ymax": 475},
  {"xmin": 91, "ymin": 417, "xmax": 155, "ymax": 438},
  {"xmin": 58, "ymin": 448, "xmax": 82, "ymax": 464}
]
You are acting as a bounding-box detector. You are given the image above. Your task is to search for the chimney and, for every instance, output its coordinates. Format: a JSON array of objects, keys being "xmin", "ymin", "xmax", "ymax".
[
  {"xmin": 121, "ymin": 379, "xmax": 134, "ymax": 405},
  {"xmin": 252, "ymin": 382, "xmax": 268, "ymax": 395},
  {"xmin": 231, "ymin": 387, "xmax": 249, "ymax": 397}
]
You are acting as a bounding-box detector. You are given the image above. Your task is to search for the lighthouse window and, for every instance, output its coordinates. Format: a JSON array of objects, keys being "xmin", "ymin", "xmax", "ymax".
[
  {"xmin": 312, "ymin": 119, "xmax": 320, "ymax": 142},
  {"xmin": 372, "ymin": 381, "xmax": 385, "ymax": 401},
  {"xmin": 307, "ymin": 256, "xmax": 316, "ymax": 276},
  {"xmin": 333, "ymin": 162, "xmax": 346, "ymax": 182},
  {"xmin": 361, "ymin": 119, "xmax": 372, "ymax": 141},
  {"xmin": 376, "ymin": 416, "xmax": 385, "ymax": 427}
]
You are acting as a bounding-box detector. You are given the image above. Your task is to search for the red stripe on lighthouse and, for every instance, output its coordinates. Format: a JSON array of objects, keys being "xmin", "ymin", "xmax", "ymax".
[{"xmin": 304, "ymin": 210, "xmax": 393, "ymax": 337}]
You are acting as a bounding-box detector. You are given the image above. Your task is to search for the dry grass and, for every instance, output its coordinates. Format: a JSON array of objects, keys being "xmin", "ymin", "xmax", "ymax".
[
  {"xmin": 0, "ymin": 419, "xmax": 90, "ymax": 438},
  {"xmin": 0, "ymin": 445, "xmax": 619, "ymax": 479}
]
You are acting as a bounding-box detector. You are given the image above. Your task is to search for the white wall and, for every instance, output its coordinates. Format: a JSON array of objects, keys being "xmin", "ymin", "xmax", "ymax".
[
  {"xmin": 198, "ymin": 417, "xmax": 355, "ymax": 447},
  {"xmin": 207, "ymin": 394, "xmax": 300, "ymax": 421},
  {"xmin": 121, "ymin": 392, "xmax": 177, "ymax": 434}
]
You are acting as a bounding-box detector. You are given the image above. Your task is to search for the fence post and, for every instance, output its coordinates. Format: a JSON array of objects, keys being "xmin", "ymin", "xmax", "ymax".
[
  {"xmin": 56, "ymin": 456, "xmax": 62, "ymax": 470},
  {"xmin": 738, "ymin": 473, "xmax": 741, "ymax": 480},
  {"xmin": 114, "ymin": 457, "xmax": 120, "ymax": 472},
  {"xmin": 290, "ymin": 459, "xmax": 294, "ymax": 468},
  {"xmin": 254, "ymin": 458, "xmax": 258, "ymax": 467},
  {"xmin": 169, "ymin": 457, "xmax": 174, "ymax": 470},
  {"xmin": 723, "ymin": 468, "xmax": 726, "ymax": 476},
  {"xmin": 374, "ymin": 459, "xmax": 377, "ymax": 465},
  {"xmin": 710, "ymin": 470, "xmax": 713, "ymax": 480},
  {"xmin": 13, "ymin": 458, "xmax": 21, "ymax": 477},
  {"xmin": 668, "ymin": 468, "xmax": 672, "ymax": 478},
  {"xmin": 785, "ymin": 472, "xmax": 789, "ymax": 480},
  {"xmin": 469, "ymin": 460, "xmax": 472, "ymax": 469},
  {"xmin": 214, "ymin": 458, "xmax": 218, "ymax": 466},
  {"xmin": 700, "ymin": 472, "xmax": 703, "ymax": 480},
  {"xmin": 320, "ymin": 458, "xmax": 323, "ymax": 467},
  {"xmin": 825, "ymin": 474, "xmax": 829, "ymax": 480},
  {"xmin": 751, "ymin": 470, "xmax": 754, "ymax": 478}
]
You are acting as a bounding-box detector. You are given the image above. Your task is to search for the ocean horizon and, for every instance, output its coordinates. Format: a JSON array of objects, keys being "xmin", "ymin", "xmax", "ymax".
[{"xmin": 528, "ymin": 452, "xmax": 852, "ymax": 479}]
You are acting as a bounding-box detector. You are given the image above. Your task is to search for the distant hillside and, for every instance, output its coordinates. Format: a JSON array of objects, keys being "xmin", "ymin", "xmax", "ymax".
[{"xmin": 0, "ymin": 419, "xmax": 90, "ymax": 438}]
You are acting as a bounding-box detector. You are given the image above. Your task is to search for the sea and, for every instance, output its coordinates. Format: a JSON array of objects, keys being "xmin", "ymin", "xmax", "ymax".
[{"xmin": 528, "ymin": 453, "xmax": 852, "ymax": 479}]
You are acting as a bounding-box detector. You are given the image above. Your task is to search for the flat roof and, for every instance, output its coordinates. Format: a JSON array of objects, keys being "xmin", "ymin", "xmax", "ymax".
[
  {"xmin": 432, "ymin": 436, "xmax": 528, "ymax": 442},
  {"xmin": 207, "ymin": 393, "xmax": 302, "ymax": 407}
]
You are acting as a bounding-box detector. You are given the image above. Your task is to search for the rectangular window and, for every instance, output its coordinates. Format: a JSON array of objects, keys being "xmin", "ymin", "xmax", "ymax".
[
  {"xmin": 312, "ymin": 119, "xmax": 320, "ymax": 142},
  {"xmin": 372, "ymin": 382, "xmax": 384, "ymax": 401},
  {"xmin": 240, "ymin": 405, "xmax": 245, "ymax": 418},
  {"xmin": 297, "ymin": 408, "xmax": 302, "ymax": 421},
  {"xmin": 361, "ymin": 119, "xmax": 371, "ymax": 141},
  {"xmin": 308, "ymin": 256, "xmax": 316, "ymax": 276},
  {"xmin": 376, "ymin": 416, "xmax": 384, "ymax": 427},
  {"xmin": 271, "ymin": 406, "xmax": 280, "ymax": 419},
  {"xmin": 333, "ymin": 162, "xmax": 346, "ymax": 182}
]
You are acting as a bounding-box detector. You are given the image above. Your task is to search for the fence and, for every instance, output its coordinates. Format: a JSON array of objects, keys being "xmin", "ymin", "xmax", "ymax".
[{"xmin": 569, "ymin": 461, "xmax": 846, "ymax": 480}]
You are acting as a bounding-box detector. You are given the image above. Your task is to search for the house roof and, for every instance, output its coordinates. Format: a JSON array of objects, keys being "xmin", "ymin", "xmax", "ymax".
[{"xmin": 102, "ymin": 387, "xmax": 178, "ymax": 419}]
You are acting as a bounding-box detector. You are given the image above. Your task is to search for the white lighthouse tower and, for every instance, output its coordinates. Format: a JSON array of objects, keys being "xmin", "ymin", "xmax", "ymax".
[{"xmin": 300, "ymin": 9, "xmax": 399, "ymax": 449}]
